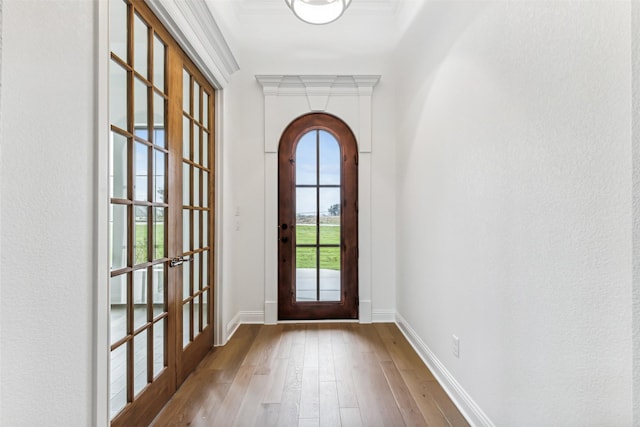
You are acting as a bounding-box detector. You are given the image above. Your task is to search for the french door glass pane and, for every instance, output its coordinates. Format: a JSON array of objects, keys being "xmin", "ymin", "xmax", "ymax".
[
  {"xmin": 110, "ymin": 344, "xmax": 127, "ymax": 418},
  {"xmin": 183, "ymin": 70, "xmax": 190, "ymax": 113},
  {"xmin": 203, "ymin": 171, "xmax": 209, "ymax": 207},
  {"xmin": 133, "ymin": 269, "xmax": 147, "ymax": 330},
  {"xmin": 153, "ymin": 318, "xmax": 165, "ymax": 377},
  {"xmin": 134, "ymin": 207, "xmax": 148, "ymax": 264},
  {"xmin": 194, "ymin": 81, "xmax": 200, "ymax": 121},
  {"xmin": 194, "ymin": 297, "xmax": 201, "ymax": 333},
  {"xmin": 202, "ymin": 251, "xmax": 208, "ymax": 287},
  {"xmin": 152, "ymin": 265, "xmax": 165, "ymax": 317},
  {"xmin": 203, "ymin": 93, "xmax": 209, "ymax": 128},
  {"xmin": 183, "ymin": 262, "xmax": 190, "ymax": 300},
  {"xmin": 182, "ymin": 209, "xmax": 190, "ymax": 253},
  {"xmin": 133, "ymin": 329, "xmax": 148, "ymax": 397},
  {"xmin": 134, "ymin": 142, "xmax": 148, "ymax": 201},
  {"xmin": 109, "ymin": 0, "xmax": 127, "ymax": 61},
  {"xmin": 110, "ymin": 274, "xmax": 127, "ymax": 345},
  {"xmin": 133, "ymin": 13, "xmax": 148, "ymax": 79},
  {"xmin": 202, "ymin": 290, "xmax": 209, "ymax": 327},
  {"xmin": 202, "ymin": 132, "xmax": 209, "ymax": 168},
  {"xmin": 193, "ymin": 210, "xmax": 200, "ymax": 250},
  {"xmin": 193, "ymin": 167, "xmax": 200, "ymax": 207},
  {"xmin": 134, "ymin": 78, "xmax": 149, "ymax": 132},
  {"xmin": 296, "ymin": 131, "xmax": 316, "ymax": 185},
  {"xmin": 183, "ymin": 302, "xmax": 191, "ymax": 347},
  {"xmin": 153, "ymin": 207, "xmax": 165, "ymax": 259},
  {"xmin": 154, "ymin": 150, "xmax": 166, "ymax": 203},
  {"xmin": 110, "ymin": 132, "xmax": 128, "ymax": 199},
  {"xmin": 182, "ymin": 116, "xmax": 190, "ymax": 159},
  {"xmin": 182, "ymin": 163, "xmax": 190, "ymax": 206},
  {"xmin": 153, "ymin": 93, "xmax": 165, "ymax": 148},
  {"xmin": 153, "ymin": 34, "xmax": 165, "ymax": 92},
  {"xmin": 110, "ymin": 204, "xmax": 128, "ymax": 270},
  {"xmin": 193, "ymin": 124, "xmax": 200, "ymax": 165},
  {"xmin": 202, "ymin": 211, "xmax": 208, "ymax": 247},
  {"xmin": 193, "ymin": 252, "xmax": 200, "ymax": 291},
  {"xmin": 109, "ymin": 61, "xmax": 128, "ymax": 131}
]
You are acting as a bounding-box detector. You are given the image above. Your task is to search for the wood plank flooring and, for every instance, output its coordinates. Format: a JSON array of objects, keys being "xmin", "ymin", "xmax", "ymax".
[{"xmin": 151, "ymin": 323, "xmax": 469, "ymax": 427}]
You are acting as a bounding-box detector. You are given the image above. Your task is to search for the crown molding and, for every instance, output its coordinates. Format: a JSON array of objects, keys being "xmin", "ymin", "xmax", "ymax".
[
  {"xmin": 145, "ymin": 0, "xmax": 239, "ymax": 88},
  {"xmin": 256, "ymin": 75, "xmax": 381, "ymax": 97}
]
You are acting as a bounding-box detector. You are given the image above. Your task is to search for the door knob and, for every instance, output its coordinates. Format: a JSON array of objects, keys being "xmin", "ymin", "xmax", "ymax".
[{"xmin": 280, "ymin": 237, "xmax": 289, "ymax": 243}]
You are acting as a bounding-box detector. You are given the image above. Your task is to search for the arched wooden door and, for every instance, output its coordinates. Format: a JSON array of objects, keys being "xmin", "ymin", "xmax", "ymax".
[{"xmin": 278, "ymin": 113, "xmax": 358, "ymax": 320}]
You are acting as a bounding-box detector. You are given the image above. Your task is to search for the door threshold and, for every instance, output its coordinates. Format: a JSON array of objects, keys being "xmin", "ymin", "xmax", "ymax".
[{"xmin": 277, "ymin": 319, "xmax": 360, "ymax": 324}]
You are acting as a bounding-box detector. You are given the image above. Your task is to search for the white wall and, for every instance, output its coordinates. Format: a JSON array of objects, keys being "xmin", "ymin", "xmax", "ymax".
[
  {"xmin": 633, "ymin": 2, "xmax": 640, "ymax": 424},
  {"xmin": 221, "ymin": 29, "xmax": 397, "ymax": 331},
  {"xmin": 0, "ymin": 0, "xmax": 96, "ymax": 425},
  {"xmin": 394, "ymin": 1, "xmax": 632, "ymax": 425}
]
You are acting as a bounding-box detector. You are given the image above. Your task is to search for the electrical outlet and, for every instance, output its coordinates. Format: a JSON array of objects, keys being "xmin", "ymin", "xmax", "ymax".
[{"xmin": 452, "ymin": 335, "xmax": 460, "ymax": 358}]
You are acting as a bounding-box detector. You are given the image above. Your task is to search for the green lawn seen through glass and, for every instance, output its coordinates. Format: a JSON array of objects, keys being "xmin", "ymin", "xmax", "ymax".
[
  {"xmin": 296, "ymin": 225, "xmax": 340, "ymax": 270},
  {"xmin": 134, "ymin": 223, "xmax": 165, "ymax": 264},
  {"xmin": 296, "ymin": 224, "xmax": 340, "ymax": 244}
]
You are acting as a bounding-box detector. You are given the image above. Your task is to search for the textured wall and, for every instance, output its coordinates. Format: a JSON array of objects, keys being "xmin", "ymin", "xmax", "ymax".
[
  {"xmin": 0, "ymin": 0, "xmax": 4, "ymax": 424},
  {"xmin": 633, "ymin": 3, "xmax": 640, "ymax": 425},
  {"xmin": 394, "ymin": 1, "xmax": 632, "ymax": 425},
  {"xmin": 0, "ymin": 0, "xmax": 95, "ymax": 425}
]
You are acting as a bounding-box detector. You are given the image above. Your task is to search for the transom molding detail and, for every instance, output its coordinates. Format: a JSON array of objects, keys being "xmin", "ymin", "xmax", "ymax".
[
  {"xmin": 256, "ymin": 75, "xmax": 380, "ymax": 97},
  {"xmin": 256, "ymin": 75, "xmax": 380, "ymax": 152}
]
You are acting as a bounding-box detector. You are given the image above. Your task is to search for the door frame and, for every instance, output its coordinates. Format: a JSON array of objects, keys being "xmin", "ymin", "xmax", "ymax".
[
  {"xmin": 277, "ymin": 113, "xmax": 359, "ymax": 320},
  {"xmin": 257, "ymin": 75, "xmax": 379, "ymax": 326}
]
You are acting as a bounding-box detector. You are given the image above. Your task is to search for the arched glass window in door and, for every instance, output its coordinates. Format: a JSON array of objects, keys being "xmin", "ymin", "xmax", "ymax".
[{"xmin": 295, "ymin": 130, "xmax": 342, "ymax": 301}]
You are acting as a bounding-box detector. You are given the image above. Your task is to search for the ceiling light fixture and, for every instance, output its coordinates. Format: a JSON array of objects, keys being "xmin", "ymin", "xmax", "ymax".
[{"xmin": 285, "ymin": 0, "xmax": 352, "ymax": 25}]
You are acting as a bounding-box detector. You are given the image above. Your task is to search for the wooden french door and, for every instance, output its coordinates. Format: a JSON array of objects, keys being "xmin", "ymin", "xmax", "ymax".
[
  {"xmin": 278, "ymin": 113, "xmax": 358, "ymax": 320},
  {"xmin": 108, "ymin": 1, "xmax": 214, "ymax": 425}
]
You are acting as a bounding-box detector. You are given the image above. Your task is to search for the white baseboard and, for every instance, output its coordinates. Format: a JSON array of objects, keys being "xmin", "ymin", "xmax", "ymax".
[
  {"xmin": 224, "ymin": 310, "xmax": 265, "ymax": 343},
  {"xmin": 359, "ymin": 299, "xmax": 372, "ymax": 323},
  {"xmin": 395, "ymin": 313, "xmax": 495, "ymax": 427},
  {"xmin": 224, "ymin": 312, "xmax": 241, "ymax": 344},
  {"xmin": 372, "ymin": 309, "xmax": 396, "ymax": 323},
  {"xmin": 264, "ymin": 301, "xmax": 278, "ymax": 324}
]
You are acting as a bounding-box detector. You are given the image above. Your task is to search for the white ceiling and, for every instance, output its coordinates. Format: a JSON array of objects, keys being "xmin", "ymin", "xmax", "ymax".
[
  {"xmin": 204, "ymin": 0, "xmax": 424, "ymax": 65},
  {"xmin": 233, "ymin": 0, "xmax": 400, "ymax": 15}
]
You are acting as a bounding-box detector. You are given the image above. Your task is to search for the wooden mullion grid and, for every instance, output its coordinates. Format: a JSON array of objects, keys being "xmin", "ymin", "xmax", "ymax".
[
  {"xmin": 125, "ymin": 0, "xmax": 135, "ymax": 405},
  {"xmin": 207, "ymin": 91, "xmax": 215, "ymax": 329},
  {"xmin": 144, "ymin": 14, "xmax": 154, "ymax": 388},
  {"xmin": 109, "ymin": 1, "xmax": 217, "ymax": 424}
]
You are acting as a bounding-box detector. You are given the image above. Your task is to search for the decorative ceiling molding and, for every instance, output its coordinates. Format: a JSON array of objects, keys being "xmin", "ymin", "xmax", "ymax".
[
  {"xmin": 256, "ymin": 75, "xmax": 381, "ymax": 97},
  {"xmin": 145, "ymin": 0, "xmax": 239, "ymax": 88}
]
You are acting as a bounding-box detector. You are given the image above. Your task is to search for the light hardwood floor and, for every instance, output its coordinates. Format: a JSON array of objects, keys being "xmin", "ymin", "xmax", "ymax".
[{"xmin": 151, "ymin": 323, "xmax": 469, "ymax": 427}]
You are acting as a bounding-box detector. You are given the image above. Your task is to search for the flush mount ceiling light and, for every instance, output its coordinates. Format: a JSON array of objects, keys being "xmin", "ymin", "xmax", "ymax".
[{"xmin": 285, "ymin": 0, "xmax": 352, "ymax": 25}]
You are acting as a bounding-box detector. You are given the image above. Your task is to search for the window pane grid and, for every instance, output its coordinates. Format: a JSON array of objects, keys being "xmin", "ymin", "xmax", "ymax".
[
  {"xmin": 109, "ymin": 1, "xmax": 170, "ymax": 420},
  {"xmin": 295, "ymin": 130, "xmax": 342, "ymax": 302}
]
